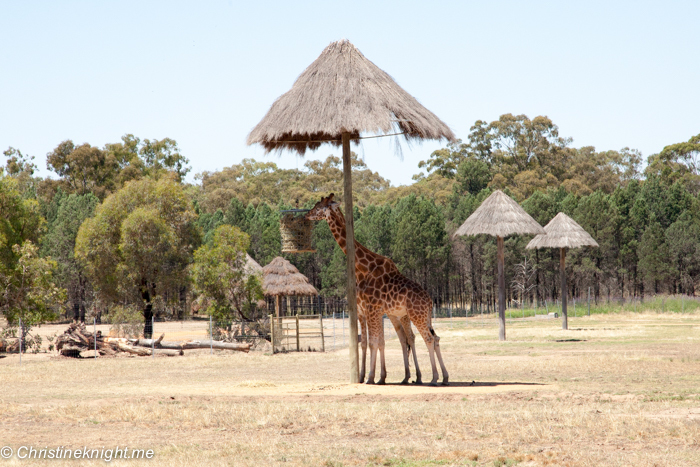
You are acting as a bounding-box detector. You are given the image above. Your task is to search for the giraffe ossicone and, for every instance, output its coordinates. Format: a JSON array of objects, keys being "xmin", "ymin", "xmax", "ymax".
[{"xmin": 306, "ymin": 194, "xmax": 449, "ymax": 386}]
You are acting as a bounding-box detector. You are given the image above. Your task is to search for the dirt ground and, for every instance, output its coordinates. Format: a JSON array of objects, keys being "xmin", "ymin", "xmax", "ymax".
[{"xmin": 1, "ymin": 313, "xmax": 699, "ymax": 466}]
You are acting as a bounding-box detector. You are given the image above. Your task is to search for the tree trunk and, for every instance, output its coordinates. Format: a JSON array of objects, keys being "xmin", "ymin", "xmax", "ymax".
[
  {"xmin": 73, "ymin": 302, "xmax": 80, "ymax": 322},
  {"xmin": 142, "ymin": 286, "xmax": 153, "ymax": 339}
]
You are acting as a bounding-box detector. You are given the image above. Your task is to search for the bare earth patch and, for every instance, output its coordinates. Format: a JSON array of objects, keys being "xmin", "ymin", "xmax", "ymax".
[{"xmin": 1, "ymin": 312, "xmax": 700, "ymax": 466}]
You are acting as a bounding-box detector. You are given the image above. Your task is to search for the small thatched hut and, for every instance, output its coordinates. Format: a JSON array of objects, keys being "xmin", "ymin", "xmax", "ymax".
[
  {"xmin": 453, "ymin": 190, "xmax": 545, "ymax": 341},
  {"xmin": 262, "ymin": 257, "xmax": 318, "ymax": 317},
  {"xmin": 526, "ymin": 212, "xmax": 598, "ymax": 330}
]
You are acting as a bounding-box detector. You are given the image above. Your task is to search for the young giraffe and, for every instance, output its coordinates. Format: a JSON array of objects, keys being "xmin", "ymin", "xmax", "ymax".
[{"xmin": 306, "ymin": 194, "xmax": 449, "ymax": 386}]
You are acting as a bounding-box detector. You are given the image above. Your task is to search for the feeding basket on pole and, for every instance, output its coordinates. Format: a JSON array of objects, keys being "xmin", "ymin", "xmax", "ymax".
[{"xmin": 280, "ymin": 209, "xmax": 315, "ymax": 253}]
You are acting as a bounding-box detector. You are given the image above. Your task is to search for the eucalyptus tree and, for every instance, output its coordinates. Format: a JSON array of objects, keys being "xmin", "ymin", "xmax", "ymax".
[
  {"xmin": 41, "ymin": 192, "xmax": 99, "ymax": 322},
  {"xmin": 75, "ymin": 177, "xmax": 200, "ymax": 337},
  {"xmin": 191, "ymin": 225, "xmax": 264, "ymax": 321}
]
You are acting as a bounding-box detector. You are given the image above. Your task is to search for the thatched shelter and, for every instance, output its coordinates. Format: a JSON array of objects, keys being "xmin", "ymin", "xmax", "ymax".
[
  {"xmin": 262, "ymin": 256, "xmax": 318, "ymax": 317},
  {"xmin": 453, "ymin": 190, "xmax": 545, "ymax": 340},
  {"xmin": 247, "ymin": 40, "xmax": 455, "ymax": 154},
  {"xmin": 526, "ymin": 212, "xmax": 598, "ymax": 330},
  {"xmin": 248, "ymin": 39, "xmax": 455, "ymax": 382}
]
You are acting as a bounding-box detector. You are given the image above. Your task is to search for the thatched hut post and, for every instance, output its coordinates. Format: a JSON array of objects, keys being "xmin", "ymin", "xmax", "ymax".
[
  {"xmin": 526, "ymin": 212, "xmax": 598, "ymax": 330},
  {"xmin": 453, "ymin": 190, "xmax": 545, "ymax": 341},
  {"xmin": 247, "ymin": 40, "xmax": 455, "ymax": 382}
]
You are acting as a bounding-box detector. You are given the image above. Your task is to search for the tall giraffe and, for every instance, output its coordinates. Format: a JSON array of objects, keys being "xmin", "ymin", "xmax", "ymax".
[{"xmin": 306, "ymin": 194, "xmax": 449, "ymax": 386}]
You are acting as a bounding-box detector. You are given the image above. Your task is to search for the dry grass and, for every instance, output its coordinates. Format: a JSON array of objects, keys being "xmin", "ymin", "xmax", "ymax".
[{"xmin": 1, "ymin": 313, "xmax": 700, "ymax": 466}]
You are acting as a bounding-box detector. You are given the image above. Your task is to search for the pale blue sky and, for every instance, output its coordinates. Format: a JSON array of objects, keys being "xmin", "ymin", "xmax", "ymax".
[{"xmin": 1, "ymin": 1, "xmax": 698, "ymax": 186}]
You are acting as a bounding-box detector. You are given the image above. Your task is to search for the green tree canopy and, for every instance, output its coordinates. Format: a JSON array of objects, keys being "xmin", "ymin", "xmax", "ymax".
[
  {"xmin": 75, "ymin": 178, "xmax": 200, "ymax": 337},
  {"xmin": 191, "ymin": 225, "xmax": 264, "ymax": 321}
]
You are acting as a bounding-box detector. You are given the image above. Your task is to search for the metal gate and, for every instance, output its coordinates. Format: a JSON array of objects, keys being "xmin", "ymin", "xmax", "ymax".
[{"xmin": 270, "ymin": 314, "xmax": 325, "ymax": 353}]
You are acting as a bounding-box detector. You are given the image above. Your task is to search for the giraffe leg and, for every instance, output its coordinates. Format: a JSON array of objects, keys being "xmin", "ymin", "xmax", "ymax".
[
  {"xmin": 365, "ymin": 312, "xmax": 383, "ymax": 385},
  {"xmin": 359, "ymin": 314, "xmax": 368, "ymax": 384},
  {"xmin": 401, "ymin": 315, "xmax": 422, "ymax": 385},
  {"xmin": 434, "ymin": 334, "xmax": 449, "ymax": 386},
  {"xmin": 412, "ymin": 317, "xmax": 440, "ymax": 386},
  {"xmin": 388, "ymin": 315, "xmax": 411, "ymax": 385},
  {"xmin": 378, "ymin": 317, "xmax": 387, "ymax": 385}
]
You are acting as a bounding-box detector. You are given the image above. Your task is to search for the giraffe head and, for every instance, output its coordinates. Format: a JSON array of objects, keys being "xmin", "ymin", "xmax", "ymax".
[{"xmin": 305, "ymin": 194, "xmax": 340, "ymax": 221}]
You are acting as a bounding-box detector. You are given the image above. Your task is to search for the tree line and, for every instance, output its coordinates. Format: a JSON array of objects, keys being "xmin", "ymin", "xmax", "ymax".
[{"xmin": 2, "ymin": 115, "xmax": 699, "ymax": 341}]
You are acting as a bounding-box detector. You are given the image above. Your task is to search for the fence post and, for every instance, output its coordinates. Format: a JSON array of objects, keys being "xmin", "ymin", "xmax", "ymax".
[
  {"xmin": 332, "ymin": 312, "xmax": 336, "ymax": 350},
  {"xmin": 269, "ymin": 314, "xmax": 275, "ymax": 354},
  {"xmin": 94, "ymin": 317, "xmax": 97, "ymax": 360},
  {"xmin": 342, "ymin": 309, "xmax": 345, "ymax": 346},
  {"xmin": 573, "ymin": 297, "xmax": 576, "ymax": 318},
  {"xmin": 545, "ymin": 300, "xmax": 549, "ymax": 315},
  {"xmin": 682, "ymin": 294, "xmax": 685, "ymax": 313},
  {"xmin": 210, "ymin": 315, "xmax": 213, "ymax": 355},
  {"xmin": 319, "ymin": 314, "xmax": 325, "ymax": 352},
  {"xmin": 295, "ymin": 314, "xmax": 300, "ymax": 352}
]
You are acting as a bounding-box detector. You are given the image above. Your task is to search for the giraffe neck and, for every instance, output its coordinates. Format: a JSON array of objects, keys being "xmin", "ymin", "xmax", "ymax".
[
  {"xmin": 326, "ymin": 209, "xmax": 349, "ymax": 254},
  {"xmin": 326, "ymin": 208, "xmax": 388, "ymax": 282}
]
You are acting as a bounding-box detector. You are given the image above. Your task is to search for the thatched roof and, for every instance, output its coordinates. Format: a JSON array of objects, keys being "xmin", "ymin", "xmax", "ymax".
[
  {"xmin": 262, "ymin": 256, "xmax": 318, "ymax": 297},
  {"xmin": 453, "ymin": 190, "xmax": 546, "ymax": 238},
  {"xmin": 245, "ymin": 254, "xmax": 263, "ymax": 276},
  {"xmin": 247, "ymin": 39, "xmax": 456, "ymax": 154},
  {"xmin": 526, "ymin": 212, "xmax": 598, "ymax": 250}
]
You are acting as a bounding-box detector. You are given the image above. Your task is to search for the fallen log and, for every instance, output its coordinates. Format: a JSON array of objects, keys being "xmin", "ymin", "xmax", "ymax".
[
  {"xmin": 129, "ymin": 336, "xmax": 251, "ymax": 353},
  {"xmin": 115, "ymin": 342, "xmax": 182, "ymax": 357},
  {"xmin": 57, "ymin": 323, "xmax": 249, "ymax": 357},
  {"xmin": 180, "ymin": 340, "xmax": 251, "ymax": 352}
]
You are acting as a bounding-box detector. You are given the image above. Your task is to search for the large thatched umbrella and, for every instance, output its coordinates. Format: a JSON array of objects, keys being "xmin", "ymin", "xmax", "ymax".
[
  {"xmin": 262, "ymin": 256, "xmax": 318, "ymax": 318},
  {"xmin": 526, "ymin": 212, "xmax": 598, "ymax": 330},
  {"xmin": 248, "ymin": 39, "xmax": 455, "ymax": 382},
  {"xmin": 453, "ymin": 190, "xmax": 545, "ymax": 341}
]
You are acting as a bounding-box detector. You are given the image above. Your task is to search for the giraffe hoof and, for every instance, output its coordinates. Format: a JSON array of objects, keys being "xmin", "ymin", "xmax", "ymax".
[
  {"xmin": 400, "ymin": 379, "xmax": 409, "ymax": 385},
  {"xmin": 377, "ymin": 380, "xmax": 386, "ymax": 386},
  {"xmin": 365, "ymin": 380, "xmax": 375, "ymax": 385},
  {"xmin": 441, "ymin": 381, "xmax": 449, "ymax": 386},
  {"xmin": 429, "ymin": 381, "xmax": 438, "ymax": 387},
  {"xmin": 413, "ymin": 380, "xmax": 422, "ymax": 385}
]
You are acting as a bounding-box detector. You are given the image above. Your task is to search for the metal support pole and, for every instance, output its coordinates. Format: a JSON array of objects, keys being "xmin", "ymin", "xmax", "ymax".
[
  {"xmin": 151, "ymin": 316, "xmax": 155, "ymax": 359},
  {"xmin": 319, "ymin": 314, "xmax": 325, "ymax": 352},
  {"xmin": 19, "ymin": 317, "xmax": 22, "ymax": 366},
  {"xmin": 269, "ymin": 314, "xmax": 275, "ymax": 354},
  {"xmin": 210, "ymin": 315, "xmax": 213, "ymax": 355},
  {"xmin": 94, "ymin": 317, "xmax": 97, "ymax": 359},
  {"xmin": 332, "ymin": 312, "xmax": 336, "ymax": 350},
  {"xmin": 295, "ymin": 314, "xmax": 300, "ymax": 352}
]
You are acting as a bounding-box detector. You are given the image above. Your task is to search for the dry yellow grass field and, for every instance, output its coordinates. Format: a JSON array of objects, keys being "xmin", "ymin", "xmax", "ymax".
[{"xmin": 1, "ymin": 312, "xmax": 699, "ymax": 466}]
